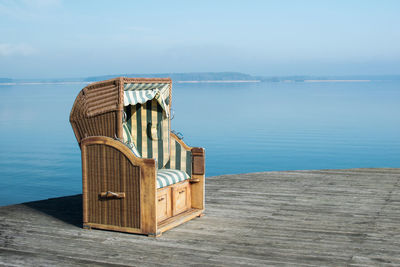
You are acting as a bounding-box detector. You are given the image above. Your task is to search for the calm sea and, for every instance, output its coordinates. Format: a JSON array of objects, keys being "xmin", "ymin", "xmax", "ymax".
[{"xmin": 0, "ymin": 81, "xmax": 399, "ymax": 206}]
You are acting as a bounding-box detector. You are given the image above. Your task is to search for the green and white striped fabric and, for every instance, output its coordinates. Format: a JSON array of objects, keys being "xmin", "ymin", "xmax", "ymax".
[
  {"xmin": 124, "ymin": 90, "xmax": 157, "ymax": 105},
  {"xmin": 124, "ymin": 83, "xmax": 170, "ymax": 117},
  {"xmin": 164, "ymin": 138, "xmax": 192, "ymax": 176},
  {"xmin": 124, "ymin": 99, "xmax": 170, "ymax": 169},
  {"xmin": 122, "ymin": 123, "xmax": 141, "ymax": 158},
  {"xmin": 124, "ymin": 83, "xmax": 169, "ymax": 91},
  {"xmin": 157, "ymin": 169, "xmax": 190, "ymax": 189}
]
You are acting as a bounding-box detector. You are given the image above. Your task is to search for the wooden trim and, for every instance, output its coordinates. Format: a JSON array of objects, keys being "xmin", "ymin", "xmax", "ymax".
[
  {"xmin": 140, "ymin": 159, "xmax": 157, "ymax": 234},
  {"xmin": 169, "ymin": 81, "xmax": 172, "ymax": 156},
  {"xmin": 190, "ymin": 147, "xmax": 205, "ymax": 210},
  {"xmin": 117, "ymin": 77, "xmax": 124, "ymax": 139},
  {"xmin": 81, "ymin": 144, "xmax": 88, "ymax": 224},
  {"xmin": 84, "ymin": 223, "xmax": 142, "ymax": 234},
  {"xmin": 157, "ymin": 208, "xmax": 204, "ymax": 234},
  {"xmin": 190, "ymin": 174, "xmax": 205, "ymax": 210},
  {"xmin": 121, "ymin": 154, "xmax": 128, "ymax": 227},
  {"xmin": 171, "ymin": 132, "xmax": 192, "ymax": 151}
]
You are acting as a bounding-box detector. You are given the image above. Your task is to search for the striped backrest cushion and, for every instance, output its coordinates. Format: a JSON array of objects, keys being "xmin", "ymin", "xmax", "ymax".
[
  {"xmin": 124, "ymin": 99, "xmax": 170, "ymax": 169},
  {"xmin": 122, "ymin": 123, "xmax": 141, "ymax": 158},
  {"xmin": 164, "ymin": 138, "xmax": 192, "ymax": 175}
]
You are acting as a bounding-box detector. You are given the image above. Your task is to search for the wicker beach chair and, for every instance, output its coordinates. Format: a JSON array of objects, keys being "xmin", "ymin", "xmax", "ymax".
[{"xmin": 70, "ymin": 77, "xmax": 205, "ymax": 236}]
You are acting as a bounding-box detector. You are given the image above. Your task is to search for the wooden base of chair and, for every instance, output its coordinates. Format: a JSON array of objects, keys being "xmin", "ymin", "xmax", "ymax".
[
  {"xmin": 148, "ymin": 209, "xmax": 204, "ymax": 237},
  {"xmin": 147, "ymin": 231, "xmax": 162, "ymax": 238},
  {"xmin": 158, "ymin": 208, "xmax": 204, "ymax": 234},
  {"xmin": 82, "ymin": 208, "xmax": 204, "ymax": 236},
  {"xmin": 82, "ymin": 224, "xmax": 92, "ymax": 230},
  {"xmin": 83, "ymin": 223, "xmax": 142, "ymax": 234}
]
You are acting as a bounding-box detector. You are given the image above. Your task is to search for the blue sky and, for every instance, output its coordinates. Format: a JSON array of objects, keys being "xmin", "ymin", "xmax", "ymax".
[{"xmin": 1, "ymin": 0, "xmax": 399, "ymax": 78}]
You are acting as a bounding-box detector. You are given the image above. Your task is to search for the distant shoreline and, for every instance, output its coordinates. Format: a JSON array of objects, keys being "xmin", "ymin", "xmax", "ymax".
[
  {"xmin": 1, "ymin": 72, "xmax": 399, "ymax": 85},
  {"xmin": 0, "ymin": 81, "xmax": 91, "ymax": 86},
  {"xmin": 304, "ymin": 80, "xmax": 371, "ymax": 83},
  {"xmin": 0, "ymin": 80, "xmax": 263, "ymax": 86},
  {"xmin": 177, "ymin": 80, "xmax": 261, "ymax": 83},
  {"xmin": 0, "ymin": 79, "xmax": 389, "ymax": 86}
]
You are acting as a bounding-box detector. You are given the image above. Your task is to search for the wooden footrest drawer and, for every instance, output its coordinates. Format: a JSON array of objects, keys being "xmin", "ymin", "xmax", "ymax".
[
  {"xmin": 156, "ymin": 180, "xmax": 192, "ymax": 223},
  {"xmin": 172, "ymin": 181, "xmax": 191, "ymax": 216},
  {"xmin": 157, "ymin": 187, "xmax": 171, "ymax": 222}
]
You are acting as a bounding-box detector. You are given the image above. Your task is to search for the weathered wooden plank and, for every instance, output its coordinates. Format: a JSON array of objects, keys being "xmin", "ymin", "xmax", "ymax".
[{"xmin": 0, "ymin": 168, "xmax": 399, "ymax": 266}]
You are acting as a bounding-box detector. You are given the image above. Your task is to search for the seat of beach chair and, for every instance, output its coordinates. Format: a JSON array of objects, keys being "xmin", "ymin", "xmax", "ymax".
[
  {"xmin": 156, "ymin": 169, "xmax": 190, "ymax": 189},
  {"xmin": 123, "ymin": 125, "xmax": 191, "ymax": 189}
]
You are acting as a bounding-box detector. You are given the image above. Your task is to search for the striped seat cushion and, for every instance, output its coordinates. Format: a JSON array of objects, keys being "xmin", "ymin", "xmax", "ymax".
[{"xmin": 157, "ymin": 169, "xmax": 190, "ymax": 189}]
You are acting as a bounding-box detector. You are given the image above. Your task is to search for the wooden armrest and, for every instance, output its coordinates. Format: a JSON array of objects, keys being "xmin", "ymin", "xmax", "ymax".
[
  {"xmin": 81, "ymin": 136, "xmax": 155, "ymax": 167},
  {"xmin": 171, "ymin": 132, "xmax": 192, "ymax": 152}
]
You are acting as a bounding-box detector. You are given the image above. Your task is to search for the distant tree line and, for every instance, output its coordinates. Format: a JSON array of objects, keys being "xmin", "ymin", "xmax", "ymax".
[{"xmin": 84, "ymin": 72, "xmax": 257, "ymax": 82}]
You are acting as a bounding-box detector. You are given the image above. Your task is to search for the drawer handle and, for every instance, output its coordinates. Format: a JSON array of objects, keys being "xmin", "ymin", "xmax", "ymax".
[
  {"xmin": 179, "ymin": 190, "xmax": 185, "ymax": 194},
  {"xmin": 158, "ymin": 197, "xmax": 165, "ymax": 202},
  {"xmin": 99, "ymin": 191, "xmax": 125, "ymax": 199}
]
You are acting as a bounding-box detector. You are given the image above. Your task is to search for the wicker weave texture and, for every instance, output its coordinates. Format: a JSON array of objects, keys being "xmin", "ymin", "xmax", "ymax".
[
  {"xmin": 70, "ymin": 78, "xmax": 173, "ymax": 144},
  {"xmin": 70, "ymin": 79, "xmax": 120, "ymax": 143},
  {"xmin": 72, "ymin": 111, "xmax": 118, "ymax": 143},
  {"xmin": 85, "ymin": 83, "xmax": 119, "ymax": 117},
  {"xmin": 85, "ymin": 144, "xmax": 141, "ymax": 228}
]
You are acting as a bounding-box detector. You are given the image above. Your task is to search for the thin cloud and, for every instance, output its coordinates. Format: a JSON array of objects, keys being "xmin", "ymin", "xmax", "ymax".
[
  {"xmin": 0, "ymin": 43, "xmax": 36, "ymax": 56},
  {"xmin": 23, "ymin": 0, "xmax": 62, "ymax": 8},
  {"xmin": 126, "ymin": 26, "xmax": 153, "ymax": 32},
  {"xmin": 0, "ymin": 0, "xmax": 61, "ymax": 18}
]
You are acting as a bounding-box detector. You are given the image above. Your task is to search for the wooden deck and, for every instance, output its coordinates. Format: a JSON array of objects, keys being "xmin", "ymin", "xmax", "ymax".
[{"xmin": 1, "ymin": 168, "xmax": 399, "ymax": 266}]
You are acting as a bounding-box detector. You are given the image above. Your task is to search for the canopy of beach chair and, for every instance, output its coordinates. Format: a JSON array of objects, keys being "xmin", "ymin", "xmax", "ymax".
[{"xmin": 124, "ymin": 82, "xmax": 170, "ymax": 117}]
